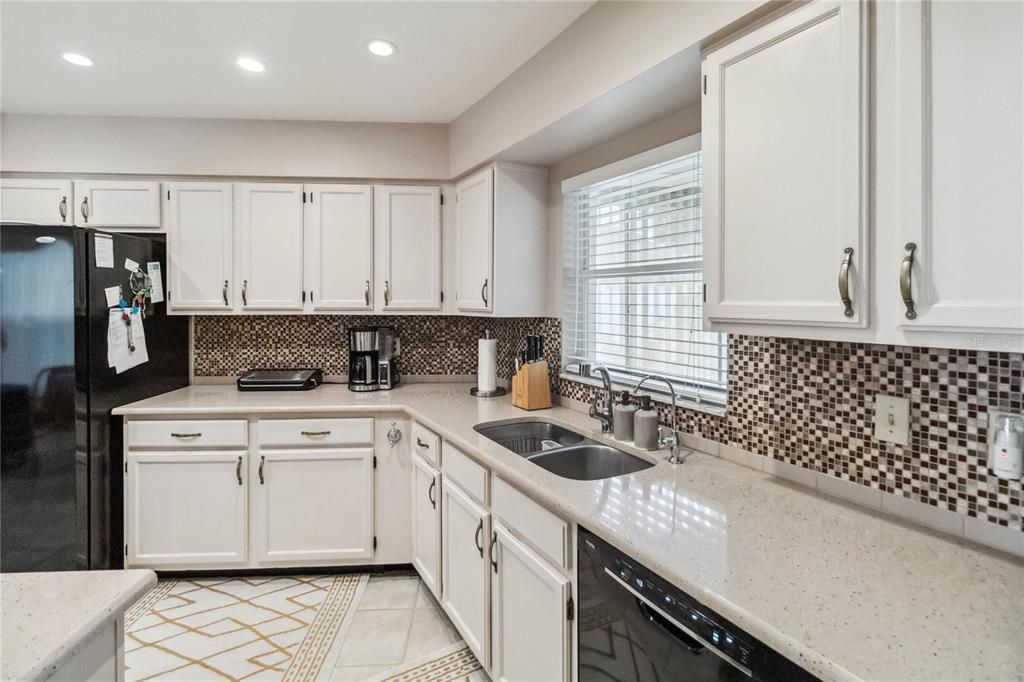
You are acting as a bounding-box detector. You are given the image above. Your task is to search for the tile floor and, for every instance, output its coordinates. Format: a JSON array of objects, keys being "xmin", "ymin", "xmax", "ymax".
[{"xmin": 329, "ymin": 574, "xmax": 470, "ymax": 681}]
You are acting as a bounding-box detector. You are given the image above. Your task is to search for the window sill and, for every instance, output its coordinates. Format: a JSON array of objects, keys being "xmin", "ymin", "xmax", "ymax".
[{"xmin": 558, "ymin": 372, "xmax": 727, "ymax": 418}]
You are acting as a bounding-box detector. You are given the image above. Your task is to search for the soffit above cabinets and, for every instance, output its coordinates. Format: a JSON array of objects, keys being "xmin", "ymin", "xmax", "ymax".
[{"xmin": 0, "ymin": 1, "xmax": 591, "ymax": 123}]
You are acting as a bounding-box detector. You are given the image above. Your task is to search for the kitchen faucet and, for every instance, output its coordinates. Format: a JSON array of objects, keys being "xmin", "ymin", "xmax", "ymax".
[
  {"xmin": 633, "ymin": 374, "xmax": 692, "ymax": 465},
  {"xmin": 588, "ymin": 366, "xmax": 614, "ymax": 433}
]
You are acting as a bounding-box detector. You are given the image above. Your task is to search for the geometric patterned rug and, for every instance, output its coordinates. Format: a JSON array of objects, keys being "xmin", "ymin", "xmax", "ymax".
[
  {"xmin": 125, "ymin": 575, "xmax": 364, "ymax": 681},
  {"xmin": 368, "ymin": 642, "xmax": 484, "ymax": 682}
]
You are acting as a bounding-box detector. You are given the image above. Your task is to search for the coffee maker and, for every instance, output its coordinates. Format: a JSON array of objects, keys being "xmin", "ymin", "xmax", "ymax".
[{"xmin": 348, "ymin": 326, "xmax": 401, "ymax": 392}]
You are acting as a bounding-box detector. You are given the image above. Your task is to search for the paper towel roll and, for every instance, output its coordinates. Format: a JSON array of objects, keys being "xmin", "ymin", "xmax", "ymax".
[{"xmin": 478, "ymin": 338, "xmax": 498, "ymax": 392}]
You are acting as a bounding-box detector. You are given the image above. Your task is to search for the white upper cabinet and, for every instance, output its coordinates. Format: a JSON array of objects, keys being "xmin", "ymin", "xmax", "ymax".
[
  {"xmin": 304, "ymin": 184, "xmax": 374, "ymax": 311},
  {"xmin": 453, "ymin": 163, "xmax": 547, "ymax": 316},
  {"xmin": 894, "ymin": 0, "xmax": 1023, "ymax": 335},
  {"xmin": 455, "ymin": 167, "xmax": 494, "ymax": 312},
  {"xmin": 702, "ymin": 0, "xmax": 868, "ymax": 328},
  {"xmin": 0, "ymin": 178, "xmax": 73, "ymax": 225},
  {"xmin": 73, "ymin": 180, "xmax": 163, "ymax": 229},
  {"xmin": 374, "ymin": 185, "xmax": 442, "ymax": 311},
  {"xmin": 237, "ymin": 183, "xmax": 304, "ymax": 311},
  {"xmin": 166, "ymin": 182, "xmax": 234, "ymax": 312}
]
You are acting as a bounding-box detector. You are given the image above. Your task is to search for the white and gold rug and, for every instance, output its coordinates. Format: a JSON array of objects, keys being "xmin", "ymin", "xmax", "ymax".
[{"xmin": 125, "ymin": 575, "xmax": 365, "ymax": 681}]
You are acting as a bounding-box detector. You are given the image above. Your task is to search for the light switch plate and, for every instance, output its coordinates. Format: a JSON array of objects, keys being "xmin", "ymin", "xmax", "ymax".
[{"xmin": 873, "ymin": 394, "xmax": 910, "ymax": 446}]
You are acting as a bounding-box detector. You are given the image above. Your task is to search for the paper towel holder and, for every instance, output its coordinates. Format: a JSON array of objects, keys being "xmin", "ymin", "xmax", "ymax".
[{"xmin": 471, "ymin": 386, "xmax": 507, "ymax": 398}]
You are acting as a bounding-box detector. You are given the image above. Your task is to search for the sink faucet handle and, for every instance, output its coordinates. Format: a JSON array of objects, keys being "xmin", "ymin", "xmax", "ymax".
[{"xmin": 657, "ymin": 425, "xmax": 677, "ymax": 446}]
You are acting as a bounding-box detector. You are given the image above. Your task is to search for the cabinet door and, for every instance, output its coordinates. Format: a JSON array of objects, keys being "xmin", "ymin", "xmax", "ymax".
[
  {"xmin": 703, "ymin": 0, "xmax": 868, "ymax": 327},
  {"xmin": 305, "ymin": 184, "xmax": 374, "ymax": 311},
  {"xmin": 374, "ymin": 185, "xmax": 441, "ymax": 310},
  {"xmin": 491, "ymin": 524, "xmax": 571, "ymax": 682},
  {"xmin": 411, "ymin": 454, "xmax": 442, "ymax": 598},
  {"xmin": 896, "ymin": 0, "xmax": 1023, "ymax": 333},
  {"xmin": 166, "ymin": 183, "xmax": 234, "ymax": 312},
  {"xmin": 73, "ymin": 180, "xmax": 162, "ymax": 229},
  {"xmin": 126, "ymin": 451, "xmax": 247, "ymax": 567},
  {"xmin": 0, "ymin": 178, "xmax": 73, "ymax": 225},
  {"xmin": 441, "ymin": 479, "xmax": 490, "ymax": 666},
  {"xmin": 455, "ymin": 167, "xmax": 494, "ymax": 312},
  {"xmin": 237, "ymin": 183, "xmax": 304, "ymax": 311},
  {"xmin": 252, "ymin": 448, "xmax": 374, "ymax": 563}
]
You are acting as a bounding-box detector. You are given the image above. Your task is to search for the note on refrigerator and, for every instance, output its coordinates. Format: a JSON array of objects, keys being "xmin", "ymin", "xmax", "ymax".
[
  {"xmin": 146, "ymin": 262, "xmax": 164, "ymax": 303},
  {"xmin": 94, "ymin": 234, "xmax": 115, "ymax": 268},
  {"xmin": 104, "ymin": 285, "xmax": 122, "ymax": 308},
  {"xmin": 124, "ymin": 257, "xmax": 140, "ymax": 272},
  {"xmin": 107, "ymin": 309, "xmax": 149, "ymax": 373}
]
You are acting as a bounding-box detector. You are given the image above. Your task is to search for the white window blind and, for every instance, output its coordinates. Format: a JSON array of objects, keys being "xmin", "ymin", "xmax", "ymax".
[{"xmin": 562, "ymin": 148, "xmax": 728, "ymax": 407}]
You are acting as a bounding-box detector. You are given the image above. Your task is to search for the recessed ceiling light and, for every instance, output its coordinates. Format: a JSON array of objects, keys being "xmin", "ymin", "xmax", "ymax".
[
  {"xmin": 236, "ymin": 57, "xmax": 265, "ymax": 73},
  {"xmin": 61, "ymin": 52, "xmax": 93, "ymax": 67},
  {"xmin": 367, "ymin": 40, "xmax": 396, "ymax": 57}
]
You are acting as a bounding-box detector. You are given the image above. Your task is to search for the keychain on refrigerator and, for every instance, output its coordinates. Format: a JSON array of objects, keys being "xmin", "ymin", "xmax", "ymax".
[
  {"xmin": 118, "ymin": 299, "xmax": 136, "ymax": 352},
  {"xmin": 129, "ymin": 268, "xmax": 153, "ymax": 319}
]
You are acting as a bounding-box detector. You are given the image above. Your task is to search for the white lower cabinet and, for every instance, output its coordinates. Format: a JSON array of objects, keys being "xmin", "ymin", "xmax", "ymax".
[
  {"xmin": 251, "ymin": 448, "xmax": 374, "ymax": 563},
  {"xmin": 491, "ymin": 524, "xmax": 572, "ymax": 682},
  {"xmin": 411, "ymin": 453, "xmax": 442, "ymax": 598},
  {"xmin": 441, "ymin": 478, "xmax": 491, "ymax": 667},
  {"xmin": 126, "ymin": 451, "xmax": 247, "ymax": 567}
]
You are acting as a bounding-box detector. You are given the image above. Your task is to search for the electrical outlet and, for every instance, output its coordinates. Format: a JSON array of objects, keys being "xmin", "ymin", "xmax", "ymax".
[{"xmin": 873, "ymin": 394, "xmax": 910, "ymax": 445}]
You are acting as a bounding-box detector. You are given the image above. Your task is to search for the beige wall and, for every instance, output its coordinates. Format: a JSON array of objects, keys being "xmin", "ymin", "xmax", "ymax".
[
  {"xmin": 449, "ymin": 1, "xmax": 760, "ymax": 177},
  {"xmin": 0, "ymin": 114, "xmax": 450, "ymax": 180},
  {"xmin": 545, "ymin": 104, "xmax": 702, "ymax": 317}
]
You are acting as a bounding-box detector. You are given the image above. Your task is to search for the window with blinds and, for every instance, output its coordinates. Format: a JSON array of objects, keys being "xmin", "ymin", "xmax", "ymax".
[{"xmin": 562, "ymin": 148, "xmax": 728, "ymax": 407}]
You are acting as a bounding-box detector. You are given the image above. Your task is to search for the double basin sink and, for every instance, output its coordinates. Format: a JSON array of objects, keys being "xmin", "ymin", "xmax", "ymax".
[{"xmin": 473, "ymin": 420, "xmax": 653, "ymax": 481}]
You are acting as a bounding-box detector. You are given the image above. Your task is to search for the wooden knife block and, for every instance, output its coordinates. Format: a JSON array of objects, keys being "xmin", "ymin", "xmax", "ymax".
[{"xmin": 512, "ymin": 360, "xmax": 552, "ymax": 411}]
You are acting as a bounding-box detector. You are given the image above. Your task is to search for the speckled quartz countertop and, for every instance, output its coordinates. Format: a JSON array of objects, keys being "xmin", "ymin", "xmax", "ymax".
[
  {"xmin": 1, "ymin": 569, "xmax": 156, "ymax": 681},
  {"xmin": 114, "ymin": 383, "xmax": 1024, "ymax": 682}
]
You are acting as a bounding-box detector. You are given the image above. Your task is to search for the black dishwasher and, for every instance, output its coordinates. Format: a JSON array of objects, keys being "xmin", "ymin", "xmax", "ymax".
[{"xmin": 578, "ymin": 528, "xmax": 818, "ymax": 682}]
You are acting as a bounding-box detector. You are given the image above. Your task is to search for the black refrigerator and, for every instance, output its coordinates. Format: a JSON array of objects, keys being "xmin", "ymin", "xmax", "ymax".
[{"xmin": 1, "ymin": 224, "xmax": 189, "ymax": 572}]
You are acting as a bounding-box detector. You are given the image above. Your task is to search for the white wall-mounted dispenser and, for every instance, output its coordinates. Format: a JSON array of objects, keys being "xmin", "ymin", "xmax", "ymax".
[{"xmin": 987, "ymin": 411, "xmax": 1024, "ymax": 480}]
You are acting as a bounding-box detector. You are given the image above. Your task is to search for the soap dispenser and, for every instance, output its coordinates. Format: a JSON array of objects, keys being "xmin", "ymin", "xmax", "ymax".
[
  {"xmin": 988, "ymin": 413, "xmax": 1024, "ymax": 479},
  {"xmin": 613, "ymin": 391, "xmax": 637, "ymax": 442},
  {"xmin": 634, "ymin": 395, "xmax": 660, "ymax": 451}
]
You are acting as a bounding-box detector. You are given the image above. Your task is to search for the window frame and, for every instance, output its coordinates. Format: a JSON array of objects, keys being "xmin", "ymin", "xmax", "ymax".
[{"xmin": 560, "ymin": 133, "xmax": 728, "ymax": 412}]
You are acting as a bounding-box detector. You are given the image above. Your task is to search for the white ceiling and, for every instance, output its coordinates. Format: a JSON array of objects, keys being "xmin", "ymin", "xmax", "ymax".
[{"xmin": 0, "ymin": 1, "xmax": 592, "ymax": 123}]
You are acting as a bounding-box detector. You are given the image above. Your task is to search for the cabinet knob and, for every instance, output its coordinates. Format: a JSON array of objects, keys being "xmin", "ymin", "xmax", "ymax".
[
  {"xmin": 428, "ymin": 478, "xmax": 436, "ymax": 509},
  {"xmin": 364, "ymin": 280, "xmax": 371, "ymax": 307},
  {"xmin": 258, "ymin": 455, "xmax": 266, "ymax": 485},
  {"xmin": 222, "ymin": 280, "xmax": 229, "ymax": 307},
  {"xmin": 481, "ymin": 278, "xmax": 489, "ymax": 307},
  {"xmin": 235, "ymin": 456, "xmax": 243, "ymax": 486},
  {"xmin": 242, "ymin": 280, "xmax": 248, "ymax": 306},
  {"xmin": 80, "ymin": 196, "xmax": 89, "ymax": 223},
  {"xmin": 59, "ymin": 196, "xmax": 68, "ymax": 222}
]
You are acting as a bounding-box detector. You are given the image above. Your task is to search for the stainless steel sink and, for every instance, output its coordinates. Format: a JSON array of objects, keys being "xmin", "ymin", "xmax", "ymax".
[{"xmin": 474, "ymin": 420, "xmax": 654, "ymax": 481}]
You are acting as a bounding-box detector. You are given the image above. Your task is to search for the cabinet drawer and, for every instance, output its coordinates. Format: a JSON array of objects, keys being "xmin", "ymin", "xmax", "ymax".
[
  {"xmin": 127, "ymin": 420, "xmax": 247, "ymax": 448},
  {"xmin": 412, "ymin": 422, "xmax": 440, "ymax": 466},
  {"xmin": 258, "ymin": 418, "xmax": 373, "ymax": 447},
  {"xmin": 442, "ymin": 442, "xmax": 488, "ymax": 504},
  {"xmin": 492, "ymin": 477, "xmax": 568, "ymax": 570}
]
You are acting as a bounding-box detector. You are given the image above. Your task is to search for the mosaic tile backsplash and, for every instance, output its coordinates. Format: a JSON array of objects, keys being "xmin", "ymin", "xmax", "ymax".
[{"xmin": 193, "ymin": 315, "xmax": 1023, "ymax": 532}]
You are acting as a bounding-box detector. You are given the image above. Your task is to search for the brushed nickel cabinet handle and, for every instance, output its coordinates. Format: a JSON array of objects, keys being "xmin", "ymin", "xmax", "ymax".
[
  {"xmin": 301, "ymin": 430, "xmax": 331, "ymax": 437},
  {"xmin": 235, "ymin": 456, "xmax": 242, "ymax": 486},
  {"xmin": 59, "ymin": 196, "xmax": 68, "ymax": 222},
  {"xmin": 427, "ymin": 478, "xmax": 436, "ymax": 509},
  {"xmin": 901, "ymin": 242, "xmax": 918, "ymax": 320},
  {"xmin": 416, "ymin": 438, "xmax": 429, "ymax": 448},
  {"xmin": 481, "ymin": 278, "xmax": 488, "ymax": 307},
  {"xmin": 489, "ymin": 531, "xmax": 498, "ymax": 573},
  {"xmin": 170, "ymin": 432, "xmax": 202, "ymax": 438},
  {"xmin": 242, "ymin": 280, "xmax": 248, "ymax": 306},
  {"xmin": 80, "ymin": 197, "xmax": 89, "ymax": 223},
  {"xmin": 838, "ymin": 247, "xmax": 854, "ymax": 318},
  {"xmin": 222, "ymin": 280, "xmax": 229, "ymax": 306},
  {"xmin": 364, "ymin": 280, "xmax": 370, "ymax": 306},
  {"xmin": 258, "ymin": 455, "xmax": 266, "ymax": 485},
  {"xmin": 475, "ymin": 519, "xmax": 484, "ymax": 557},
  {"xmin": 384, "ymin": 280, "xmax": 390, "ymax": 306}
]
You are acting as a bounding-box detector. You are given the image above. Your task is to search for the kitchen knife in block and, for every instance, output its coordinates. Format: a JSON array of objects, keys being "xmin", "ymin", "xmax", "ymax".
[{"xmin": 512, "ymin": 360, "xmax": 552, "ymax": 410}]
